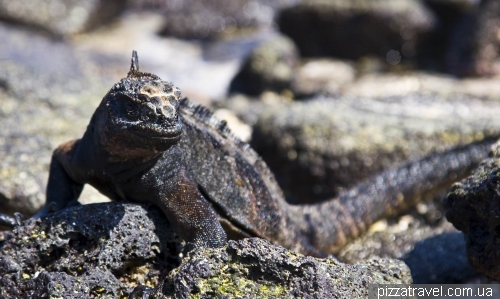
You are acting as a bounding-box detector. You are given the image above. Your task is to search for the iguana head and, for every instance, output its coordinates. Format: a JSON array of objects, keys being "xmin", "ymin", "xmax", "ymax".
[{"xmin": 96, "ymin": 51, "xmax": 183, "ymax": 155}]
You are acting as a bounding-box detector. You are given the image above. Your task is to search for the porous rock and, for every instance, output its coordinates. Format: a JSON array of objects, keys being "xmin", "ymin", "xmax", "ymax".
[
  {"xmin": 0, "ymin": 202, "xmax": 412, "ymax": 298},
  {"xmin": 0, "ymin": 0, "xmax": 125, "ymax": 36},
  {"xmin": 228, "ymin": 94, "xmax": 500, "ymax": 204},
  {"xmin": 164, "ymin": 238, "xmax": 411, "ymax": 299},
  {"xmin": 445, "ymin": 140, "xmax": 500, "ymax": 280},
  {"xmin": 277, "ymin": 0, "xmax": 435, "ymax": 61},
  {"xmin": 0, "ymin": 203, "xmax": 183, "ymax": 298}
]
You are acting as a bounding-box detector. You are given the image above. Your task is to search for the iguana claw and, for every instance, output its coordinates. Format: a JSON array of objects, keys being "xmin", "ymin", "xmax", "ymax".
[{"xmin": 0, "ymin": 212, "xmax": 25, "ymax": 228}]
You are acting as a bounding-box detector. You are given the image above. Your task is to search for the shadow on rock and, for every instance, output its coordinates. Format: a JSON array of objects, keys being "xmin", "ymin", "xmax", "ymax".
[
  {"xmin": 402, "ymin": 232, "xmax": 478, "ymax": 284},
  {"xmin": 0, "ymin": 202, "xmax": 183, "ymax": 298}
]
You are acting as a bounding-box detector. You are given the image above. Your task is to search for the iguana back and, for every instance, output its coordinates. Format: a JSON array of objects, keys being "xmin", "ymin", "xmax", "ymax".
[{"xmin": 177, "ymin": 98, "xmax": 495, "ymax": 255}]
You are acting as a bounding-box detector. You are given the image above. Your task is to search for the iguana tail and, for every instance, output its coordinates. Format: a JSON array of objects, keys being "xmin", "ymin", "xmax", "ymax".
[{"xmin": 286, "ymin": 136, "xmax": 497, "ymax": 254}]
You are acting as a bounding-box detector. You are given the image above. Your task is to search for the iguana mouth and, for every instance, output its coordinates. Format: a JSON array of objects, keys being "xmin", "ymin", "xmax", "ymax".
[{"xmin": 128, "ymin": 118, "xmax": 183, "ymax": 141}]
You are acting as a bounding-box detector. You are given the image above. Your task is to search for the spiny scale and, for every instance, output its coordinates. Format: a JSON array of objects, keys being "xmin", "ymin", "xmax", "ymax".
[{"xmin": 131, "ymin": 50, "xmax": 139, "ymax": 72}]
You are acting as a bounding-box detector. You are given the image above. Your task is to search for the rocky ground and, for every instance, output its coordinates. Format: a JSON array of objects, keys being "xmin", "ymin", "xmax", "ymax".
[
  {"xmin": 0, "ymin": 203, "xmax": 411, "ymax": 298},
  {"xmin": 445, "ymin": 140, "xmax": 500, "ymax": 282},
  {"xmin": 1, "ymin": 0, "xmax": 500, "ymax": 297}
]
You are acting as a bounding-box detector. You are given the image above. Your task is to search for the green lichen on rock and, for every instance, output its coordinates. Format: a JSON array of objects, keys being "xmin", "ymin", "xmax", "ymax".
[
  {"xmin": 165, "ymin": 238, "xmax": 411, "ymax": 298},
  {"xmin": 195, "ymin": 271, "xmax": 285, "ymax": 299},
  {"xmin": 0, "ymin": 204, "xmax": 412, "ymax": 298}
]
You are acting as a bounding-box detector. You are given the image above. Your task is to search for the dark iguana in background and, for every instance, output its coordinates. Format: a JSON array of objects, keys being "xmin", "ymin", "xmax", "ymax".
[{"xmin": 0, "ymin": 51, "xmax": 495, "ymax": 257}]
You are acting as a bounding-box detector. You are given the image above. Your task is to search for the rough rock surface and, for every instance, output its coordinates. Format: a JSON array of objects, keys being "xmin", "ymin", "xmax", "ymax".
[
  {"xmin": 0, "ymin": 0, "xmax": 125, "ymax": 36},
  {"xmin": 445, "ymin": 140, "xmax": 500, "ymax": 281},
  {"xmin": 165, "ymin": 238, "xmax": 411, "ymax": 299},
  {"xmin": 277, "ymin": 0, "xmax": 435, "ymax": 62},
  {"xmin": 229, "ymin": 35, "xmax": 299, "ymax": 96},
  {"xmin": 224, "ymin": 94, "xmax": 500, "ymax": 204},
  {"xmin": 0, "ymin": 202, "xmax": 412, "ymax": 298},
  {"xmin": 0, "ymin": 203, "xmax": 183, "ymax": 298}
]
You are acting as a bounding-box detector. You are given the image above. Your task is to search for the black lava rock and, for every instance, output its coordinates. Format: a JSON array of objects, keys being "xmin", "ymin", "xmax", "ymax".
[{"xmin": 445, "ymin": 140, "xmax": 500, "ymax": 280}]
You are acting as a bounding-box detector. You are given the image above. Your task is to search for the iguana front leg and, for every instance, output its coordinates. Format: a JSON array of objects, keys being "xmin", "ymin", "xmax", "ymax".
[
  {"xmin": 155, "ymin": 170, "xmax": 227, "ymax": 248},
  {"xmin": 37, "ymin": 141, "xmax": 84, "ymax": 217},
  {"xmin": 127, "ymin": 170, "xmax": 227, "ymax": 299}
]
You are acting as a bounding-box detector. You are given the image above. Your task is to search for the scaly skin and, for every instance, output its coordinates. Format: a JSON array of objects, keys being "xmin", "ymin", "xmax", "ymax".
[{"xmin": 1, "ymin": 51, "xmax": 496, "ymax": 257}]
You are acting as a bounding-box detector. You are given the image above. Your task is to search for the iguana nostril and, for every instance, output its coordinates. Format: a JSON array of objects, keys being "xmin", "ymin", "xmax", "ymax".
[{"xmin": 156, "ymin": 107, "xmax": 162, "ymax": 115}]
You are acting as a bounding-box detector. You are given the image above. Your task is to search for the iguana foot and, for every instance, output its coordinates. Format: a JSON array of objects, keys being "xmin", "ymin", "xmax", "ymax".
[
  {"xmin": 0, "ymin": 212, "xmax": 25, "ymax": 228},
  {"xmin": 32, "ymin": 201, "xmax": 82, "ymax": 219},
  {"xmin": 31, "ymin": 202, "xmax": 58, "ymax": 219}
]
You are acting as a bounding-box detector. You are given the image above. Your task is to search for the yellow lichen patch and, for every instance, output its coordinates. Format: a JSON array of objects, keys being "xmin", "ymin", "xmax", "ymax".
[
  {"xmin": 235, "ymin": 178, "xmax": 246, "ymax": 187},
  {"xmin": 93, "ymin": 286, "xmax": 106, "ymax": 294},
  {"xmin": 193, "ymin": 263, "xmax": 286, "ymax": 299},
  {"xmin": 121, "ymin": 265, "xmax": 157, "ymax": 288},
  {"xmin": 196, "ymin": 277, "xmax": 285, "ymax": 299},
  {"xmin": 30, "ymin": 229, "xmax": 46, "ymax": 239},
  {"xmin": 285, "ymin": 251, "xmax": 300, "ymax": 259}
]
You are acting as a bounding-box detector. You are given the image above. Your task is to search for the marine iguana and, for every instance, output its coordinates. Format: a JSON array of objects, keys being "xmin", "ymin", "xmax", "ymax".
[{"xmin": 0, "ymin": 51, "xmax": 496, "ymax": 256}]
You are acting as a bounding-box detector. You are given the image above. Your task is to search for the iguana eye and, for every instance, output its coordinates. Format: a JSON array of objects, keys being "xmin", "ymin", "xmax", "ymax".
[{"xmin": 126, "ymin": 102, "xmax": 139, "ymax": 118}]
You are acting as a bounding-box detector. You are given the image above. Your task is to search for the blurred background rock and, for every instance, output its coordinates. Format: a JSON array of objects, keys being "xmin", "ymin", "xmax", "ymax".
[{"xmin": 1, "ymin": 0, "xmax": 499, "ymax": 283}]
